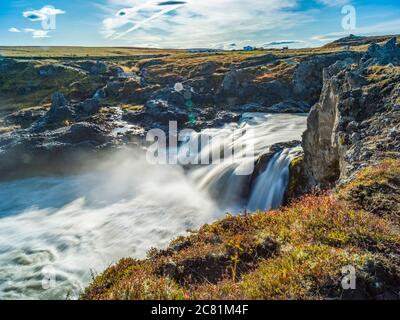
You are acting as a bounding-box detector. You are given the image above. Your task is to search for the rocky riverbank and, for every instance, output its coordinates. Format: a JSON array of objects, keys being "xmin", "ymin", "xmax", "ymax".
[{"xmin": 0, "ymin": 45, "xmax": 359, "ymax": 180}]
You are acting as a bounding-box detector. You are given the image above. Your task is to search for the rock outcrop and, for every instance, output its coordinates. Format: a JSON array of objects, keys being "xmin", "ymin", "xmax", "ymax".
[
  {"xmin": 302, "ymin": 38, "xmax": 400, "ymax": 190},
  {"xmin": 0, "ymin": 121, "xmax": 113, "ymax": 180},
  {"xmin": 292, "ymin": 52, "xmax": 363, "ymax": 104}
]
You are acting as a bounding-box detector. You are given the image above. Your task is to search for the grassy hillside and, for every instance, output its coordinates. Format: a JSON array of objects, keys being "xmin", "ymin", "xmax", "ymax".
[
  {"xmin": 0, "ymin": 45, "xmax": 339, "ymax": 116},
  {"xmin": 0, "ymin": 46, "xmax": 176, "ymax": 59}
]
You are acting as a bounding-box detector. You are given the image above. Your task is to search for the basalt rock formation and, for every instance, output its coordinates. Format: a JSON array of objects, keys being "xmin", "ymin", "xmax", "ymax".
[{"xmin": 302, "ymin": 38, "xmax": 400, "ymax": 191}]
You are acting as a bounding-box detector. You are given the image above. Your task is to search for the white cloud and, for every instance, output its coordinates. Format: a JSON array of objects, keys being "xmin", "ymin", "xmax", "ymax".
[
  {"xmin": 315, "ymin": 0, "xmax": 350, "ymax": 6},
  {"xmin": 8, "ymin": 27, "xmax": 50, "ymax": 38},
  {"xmin": 101, "ymin": 0, "xmax": 314, "ymax": 48},
  {"xmin": 24, "ymin": 28, "xmax": 51, "ymax": 38},
  {"xmin": 264, "ymin": 40, "xmax": 305, "ymax": 46},
  {"xmin": 23, "ymin": 6, "xmax": 66, "ymax": 21},
  {"xmin": 312, "ymin": 19, "xmax": 400, "ymax": 43},
  {"xmin": 8, "ymin": 27, "xmax": 21, "ymax": 33}
]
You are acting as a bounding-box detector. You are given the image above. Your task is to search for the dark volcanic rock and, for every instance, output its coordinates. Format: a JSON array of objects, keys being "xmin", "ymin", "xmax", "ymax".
[
  {"xmin": 58, "ymin": 123, "xmax": 107, "ymax": 145},
  {"xmin": 363, "ymin": 37, "xmax": 400, "ymax": 66},
  {"xmin": 220, "ymin": 68, "xmax": 254, "ymax": 97},
  {"xmin": 78, "ymin": 61, "xmax": 108, "ymax": 75},
  {"xmin": 302, "ymin": 38, "xmax": 400, "ymax": 190},
  {"xmin": 51, "ymin": 92, "xmax": 68, "ymax": 110},
  {"xmin": 192, "ymin": 61, "xmax": 218, "ymax": 76},
  {"xmin": 34, "ymin": 93, "xmax": 102, "ymax": 131},
  {"xmin": 4, "ymin": 108, "xmax": 47, "ymax": 129},
  {"xmin": 0, "ymin": 121, "xmax": 112, "ymax": 180},
  {"xmin": 267, "ymin": 100, "xmax": 310, "ymax": 113},
  {"xmin": 44, "ymin": 92, "xmax": 75, "ymax": 125},
  {"xmin": 104, "ymin": 80, "xmax": 124, "ymax": 97},
  {"xmin": 292, "ymin": 52, "xmax": 362, "ymax": 104},
  {"xmin": 78, "ymin": 98, "xmax": 101, "ymax": 116}
]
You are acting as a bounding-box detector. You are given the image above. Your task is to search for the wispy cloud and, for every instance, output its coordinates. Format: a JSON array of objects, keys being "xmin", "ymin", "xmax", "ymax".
[
  {"xmin": 312, "ymin": 19, "xmax": 400, "ymax": 43},
  {"xmin": 264, "ymin": 40, "xmax": 305, "ymax": 46},
  {"xmin": 8, "ymin": 27, "xmax": 21, "ymax": 33},
  {"xmin": 315, "ymin": 0, "xmax": 350, "ymax": 7},
  {"xmin": 101, "ymin": 0, "xmax": 314, "ymax": 48},
  {"xmin": 24, "ymin": 28, "xmax": 50, "ymax": 38},
  {"xmin": 103, "ymin": 0, "xmax": 186, "ymax": 39}
]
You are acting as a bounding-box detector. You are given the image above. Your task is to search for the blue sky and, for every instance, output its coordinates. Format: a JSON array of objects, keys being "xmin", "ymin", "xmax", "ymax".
[{"xmin": 0, "ymin": 0, "xmax": 399, "ymax": 48}]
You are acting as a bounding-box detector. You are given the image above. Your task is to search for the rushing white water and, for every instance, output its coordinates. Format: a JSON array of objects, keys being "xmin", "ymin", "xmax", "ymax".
[
  {"xmin": 184, "ymin": 113, "xmax": 307, "ymax": 211},
  {"xmin": 0, "ymin": 113, "xmax": 306, "ymax": 299},
  {"xmin": 247, "ymin": 147, "xmax": 302, "ymax": 211},
  {"xmin": 0, "ymin": 155, "xmax": 218, "ymax": 300}
]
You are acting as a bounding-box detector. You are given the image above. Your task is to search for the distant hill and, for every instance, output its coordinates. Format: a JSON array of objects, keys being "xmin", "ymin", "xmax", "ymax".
[{"xmin": 324, "ymin": 34, "xmax": 400, "ymax": 48}]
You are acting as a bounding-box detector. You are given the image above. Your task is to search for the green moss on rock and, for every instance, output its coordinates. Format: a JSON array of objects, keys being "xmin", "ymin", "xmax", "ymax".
[{"xmin": 284, "ymin": 156, "xmax": 307, "ymax": 204}]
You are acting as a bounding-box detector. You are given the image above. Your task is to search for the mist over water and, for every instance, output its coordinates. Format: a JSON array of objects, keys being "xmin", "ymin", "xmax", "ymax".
[{"xmin": 0, "ymin": 113, "xmax": 306, "ymax": 299}]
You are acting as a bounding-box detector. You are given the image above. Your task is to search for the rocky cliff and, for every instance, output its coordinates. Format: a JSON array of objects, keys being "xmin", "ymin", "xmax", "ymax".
[{"xmin": 302, "ymin": 38, "xmax": 400, "ymax": 190}]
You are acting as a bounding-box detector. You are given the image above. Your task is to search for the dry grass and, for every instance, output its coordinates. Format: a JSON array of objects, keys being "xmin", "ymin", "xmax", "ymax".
[
  {"xmin": 0, "ymin": 46, "xmax": 175, "ymax": 58},
  {"xmin": 0, "ymin": 125, "xmax": 20, "ymax": 134},
  {"xmin": 338, "ymin": 159, "xmax": 400, "ymax": 224}
]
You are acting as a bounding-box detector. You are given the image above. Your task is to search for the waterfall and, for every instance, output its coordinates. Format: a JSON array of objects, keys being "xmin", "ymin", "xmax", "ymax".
[
  {"xmin": 181, "ymin": 114, "xmax": 307, "ymax": 211},
  {"xmin": 247, "ymin": 147, "xmax": 301, "ymax": 212}
]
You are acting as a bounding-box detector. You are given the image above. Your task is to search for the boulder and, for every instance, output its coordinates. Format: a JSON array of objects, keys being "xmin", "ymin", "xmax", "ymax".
[
  {"xmin": 79, "ymin": 98, "xmax": 101, "ymax": 116},
  {"xmin": 363, "ymin": 37, "xmax": 400, "ymax": 66},
  {"xmin": 58, "ymin": 122, "xmax": 108, "ymax": 145},
  {"xmin": 268, "ymin": 100, "xmax": 310, "ymax": 113},
  {"xmin": 110, "ymin": 66, "xmax": 125, "ymax": 77},
  {"xmin": 194, "ymin": 62, "xmax": 217, "ymax": 76},
  {"xmin": 79, "ymin": 61, "xmax": 108, "ymax": 75},
  {"xmin": 118, "ymin": 79, "xmax": 142, "ymax": 99},
  {"xmin": 44, "ymin": 92, "xmax": 75, "ymax": 124},
  {"xmin": 47, "ymin": 106, "xmax": 75, "ymax": 124},
  {"xmin": 220, "ymin": 68, "xmax": 253, "ymax": 96},
  {"xmin": 104, "ymin": 80, "xmax": 123, "ymax": 97},
  {"xmin": 50, "ymin": 92, "xmax": 68, "ymax": 111}
]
